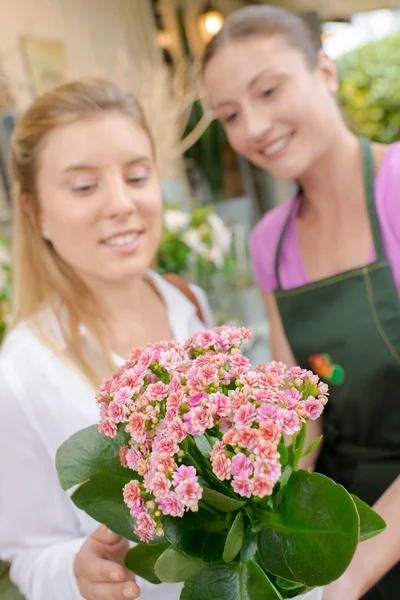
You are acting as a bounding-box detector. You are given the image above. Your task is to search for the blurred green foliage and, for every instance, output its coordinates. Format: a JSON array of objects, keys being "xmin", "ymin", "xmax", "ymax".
[{"xmin": 337, "ymin": 35, "xmax": 400, "ymax": 143}]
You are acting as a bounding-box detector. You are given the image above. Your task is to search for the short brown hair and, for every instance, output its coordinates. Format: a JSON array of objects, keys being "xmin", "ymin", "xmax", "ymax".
[{"xmin": 202, "ymin": 5, "xmax": 319, "ymax": 72}]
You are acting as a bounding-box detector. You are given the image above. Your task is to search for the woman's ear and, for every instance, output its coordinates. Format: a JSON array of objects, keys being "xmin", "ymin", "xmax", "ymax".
[{"xmin": 317, "ymin": 49, "xmax": 339, "ymax": 94}]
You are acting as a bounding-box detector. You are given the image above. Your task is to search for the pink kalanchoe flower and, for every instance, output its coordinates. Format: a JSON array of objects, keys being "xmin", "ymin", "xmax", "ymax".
[
  {"xmin": 155, "ymin": 438, "xmax": 179, "ymax": 456},
  {"xmin": 119, "ymin": 446, "xmax": 128, "ymax": 468},
  {"xmin": 187, "ymin": 394, "xmax": 205, "ymax": 409},
  {"xmin": 136, "ymin": 458, "xmax": 150, "ymax": 476},
  {"xmin": 235, "ymin": 403, "xmax": 257, "ymax": 427},
  {"xmin": 239, "ymin": 371, "xmax": 259, "ymax": 387},
  {"xmin": 157, "ymin": 492, "xmax": 185, "ymax": 517},
  {"xmin": 210, "ymin": 441, "xmax": 225, "ymax": 459},
  {"xmin": 126, "ymin": 447, "xmax": 141, "ymax": 470},
  {"xmin": 130, "ymin": 497, "xmax": 145, "ymax": 517},
  {"xmin": 150, "ymin": 472, "xmax": 171, "ymax": 498},
  {"xmin": 257, "ymin": 372, "xmax": 281, "ymax": 391},
  {"xmin": 258, "ymin": 421, "xmax": 281, "ymax": 445},
  {"xmin": 108, "ymin": 401, "xmax": 126, "ymax": 423},
  {"xmin": 231, "ymin": 476, "xmax": 252, "ymax": 498},
  {"xmin": 137, "ymin": 348, "xmax": 154, "ymax": 369},
  {"xmin": 159, "ymin": 350, "xmax": 182, "ymax": 371},
  {"xmin": 123, "ymin": 480, "xmax": 142, "ymax": 509},
  {"xmin": 303, "ymin": 397, "xmax": 324, "ymax": 420},
  {"xmin": 254, "ymin": 460, "xmax": 282, "ymax": 483},
  {"xmin": 187, "ymin": 373, "xmax": 208, "ymax": 395},
  {"xmin": 147, "ymin": 382, "xmax": 170, "ymax": 401},
  {"xmin": 279, "ymin": 409, "xmax": 302, "ymax": 435},
  {"xmin": 128, "ymin": 413, "xmax": 146, "ymax": 437},
  {"xmin": 198, "ymin": 364, "xmax": 219, "ymax": 386},
  {"xmin": 229, "ymin": 354, "xmax": 251, "ymax": 377},
  {"xmin": 166, "ymin": 391, "xmax": 185, "ymax": 410},
  {"xmin": 154, "ymin": 454, "xmax": 177, "ymax": 474},
  {"xmin": 98, "ymin": 402, "xmax": 108, "ymax": 420},
  {"xmin": 253, "ymin": 440, "xmax": 280, "ymax": 463},
  {"xmin": 175, "ymin": 479, "xmax": 203, "ymax": 507},
  {"xmin": 114, "ymin": 386, "xmax": 134, "ymax": 404},
  {"xmin": 236, "ymin": 426, "xmax": 257, "ymax": 451},
  {"xmin": 135, "ymin": 512, "xmax": 156, "ymax": 543},
  {"xmin": 211, "ymin": 453, "xmax": 232, "ymax": 481},
  {"xmin": 98, "ymin": 419, "xmax": 118, "ymax": 438},
  {"xmin": 318, "ymin": 382, "xmax": 329, "ymax": 396},
  {"xmin": 172, "ymin": 465, "xmax": 197, "ymax": 486},
  {"xmin": 185, "ymin": 406, "xmax": 214, "ymax": 435},
  {"xmin": 251, "ymin": 475, "xmax": 274, "ymax": 498},
  {"xmin": 165, "ymin": 407, "xmax": 179, "ymax": 422},
  {"xmin": 209, "ymin": 393, "xmax": 231, "ymax": 418},
  {"xmin": 169, "ymin": 418, "xmax": 188, "ymax": 443},
  {"xmin": 231, "ymin": 453, "xmax": 253, "ymax": 478},
  {"xmin": 258, "ymin": 402, "xmax": 279, "ymax": 422},
  {"xmin": 222, "ymin": 430, "xmax": 236, "ymax": 446}
]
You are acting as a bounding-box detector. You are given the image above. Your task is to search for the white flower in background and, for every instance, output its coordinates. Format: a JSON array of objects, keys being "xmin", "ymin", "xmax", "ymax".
[
  {"xmin": 183, "ymin": 228, "xmax": 209, "ymax": 258},
  {"xmin": 164, "ymin": 209, "xmax": 191, "ymax": 233},
  {"xmin": 207, "ymin": 213, "xmax": 232, "ymax": 253}
]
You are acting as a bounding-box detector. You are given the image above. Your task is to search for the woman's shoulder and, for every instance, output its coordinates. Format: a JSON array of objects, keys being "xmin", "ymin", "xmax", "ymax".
[
  {"xmin": 250, "ymin": 198, "xmax": 295, "ymax": 251},
  {"xmin": 249, "ymin": 197, "xmax": 297, "ymax": 293}
]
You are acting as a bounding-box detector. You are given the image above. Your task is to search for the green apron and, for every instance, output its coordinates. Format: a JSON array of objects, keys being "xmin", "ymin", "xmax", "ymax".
[{"xmin": 274, "ymin": 137, "xmax": 400, "ymax": 600}]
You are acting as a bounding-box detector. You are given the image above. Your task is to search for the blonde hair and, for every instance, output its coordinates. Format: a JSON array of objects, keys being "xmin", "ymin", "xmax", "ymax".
[{"xmin": 9, "ymin": 77, "xmax": 154, "ymax": 387}]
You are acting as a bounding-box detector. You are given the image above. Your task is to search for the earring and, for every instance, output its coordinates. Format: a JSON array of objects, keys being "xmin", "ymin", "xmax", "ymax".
[{"xmin": 42, "ymin": 226, "xmax": 50, "ymax": 240}]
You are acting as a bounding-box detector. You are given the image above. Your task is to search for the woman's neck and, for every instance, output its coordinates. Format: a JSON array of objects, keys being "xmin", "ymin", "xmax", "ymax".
[
  {"xmin": 298, "ymin": 130, "xmax": 362, "ymax": 217},
  {"xmin": 87, "ymin": 272, "xmax": 152, "ymax": 323}
]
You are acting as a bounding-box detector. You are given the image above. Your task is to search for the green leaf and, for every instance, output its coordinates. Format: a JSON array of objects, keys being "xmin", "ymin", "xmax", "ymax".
[
  {"xmin": 223, "ymin": 512, "xmax": 244, "ymax": 563},
  {"xmin": 155, "ymin": 547, "xmax": 206, "ymax": 582},
  {"xmin": 71, "ymin": 472, "xmax": 141, "ymax": 543},
  {"xmin": 164, "ymin": 509, "xmax": 227, "ymax": 563},
  {"xmin": 193, "ymin": 435, "xmax": 212, "ymax": 458},
  {"xmin": 257, "ymin": 470, "xmax": 359, "ymax": 587},
  {"xmin": 275, "ymin": 576, "xmax": 304, "ymax": 591},
  {"xmin": 201, "ymin": 487, "xmax": 246, "ymax": 513},
  {"xmin": 245, "ymin": 561, "xmax": 283, "ymax": 600},
  {"xmin": 180, "ymin": 561, "xmax": 282, "ymax": 600},
  {"xmin": 125, "ymin": 542, "xmax": 169, "ymax": 584},
  {"xmin": 240, "ymin": 526, "xmax": 258, "ymax": 562},
  {"xmin": 301, "ymin": 436, "xmax": 323, "ymax": 458},
  {"xmin": 278, "ymin": 443, "xmax": 289, "ymax": 466},
  {"xmin": 351, "ymin": 494, "xmax": 386, "ymax": 541},
  {"xmin": 71, "ymin": 472, "xmax": 162, "ymax": 545},
  {"xmin": 56, "ymin": 424, "xmax": 128, "ymax": 490}
]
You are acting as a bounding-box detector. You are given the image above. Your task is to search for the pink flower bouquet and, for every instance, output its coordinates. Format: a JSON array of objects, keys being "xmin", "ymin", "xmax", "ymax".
[{"xmin": 57, "ymin": 326, "xmax": 385, "ymax": 600}]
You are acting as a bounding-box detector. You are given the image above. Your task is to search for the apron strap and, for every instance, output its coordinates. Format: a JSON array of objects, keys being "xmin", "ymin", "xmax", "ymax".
[
  {"xmin": 274, "ymin": 200, "xmax": 295, "ymax": 290},
  {"xmin": 359, "ymin": 136, "xmax": 386, "ymax": 261},
  {"xmin": 274, "ymin": 137, "xmax": 385, "ymax": 288}
]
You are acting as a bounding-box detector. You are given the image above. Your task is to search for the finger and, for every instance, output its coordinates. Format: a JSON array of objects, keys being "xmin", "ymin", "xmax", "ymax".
[
  {"xmin": 80, "ymin": 555, "xmax": 127, "ymax": 584},
  {"xmin": 91, "ymin": 525, "xmax": 123, "ymax": 547},
  {"xmin": 87, "ymin": 581, "xmax": 141, "ymax": 600}
]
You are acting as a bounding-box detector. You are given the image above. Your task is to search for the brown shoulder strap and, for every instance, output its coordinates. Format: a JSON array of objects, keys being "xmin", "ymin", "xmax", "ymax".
[{"xmin": 163, "ymin": 273, "xmax": 205, "ymax": 324}]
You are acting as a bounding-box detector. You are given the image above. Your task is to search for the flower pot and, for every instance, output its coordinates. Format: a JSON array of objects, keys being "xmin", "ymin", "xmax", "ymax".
[{"xmin": 297, "ymin": 588, "xmax": 323, "ymax": 600}]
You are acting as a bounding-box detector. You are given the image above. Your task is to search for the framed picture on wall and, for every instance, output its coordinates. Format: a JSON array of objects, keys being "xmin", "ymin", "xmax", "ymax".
[{"xmin": 22, "ymin": 36, "xmax": 68, "ymax": 96}]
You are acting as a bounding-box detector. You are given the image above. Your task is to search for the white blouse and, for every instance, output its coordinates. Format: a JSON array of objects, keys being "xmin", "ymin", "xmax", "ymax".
[{"xmin": 0, "ymin": 271, "xmax": 214, "ymax": 600}]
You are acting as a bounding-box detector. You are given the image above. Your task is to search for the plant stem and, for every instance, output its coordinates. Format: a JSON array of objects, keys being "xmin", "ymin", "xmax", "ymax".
[{"xmin": 292, "ymin": 423, "xmax": 307, "ymax": 471}]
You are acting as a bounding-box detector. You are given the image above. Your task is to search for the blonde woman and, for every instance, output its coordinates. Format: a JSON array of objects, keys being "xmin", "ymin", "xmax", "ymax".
[{"xmin": 0, "ymin": 78, "xmax": 213, "ymax": 600}]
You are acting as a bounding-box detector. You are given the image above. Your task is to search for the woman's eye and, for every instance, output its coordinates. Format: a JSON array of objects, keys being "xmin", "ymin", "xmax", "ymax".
[
  {"xmin": 223, "ymin": 112, "xmax": 238, "ymax": 124},
  {"xmin": 72, "ymin": 183, "xmax": 96, "ymax": 194},
  {"xmin": 127, "ymin": 172, "xmax": 149, "ymax": 184},
  {"xmin": 263, "ymin": 87, "xmax": 276, "ymax": 98}
]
